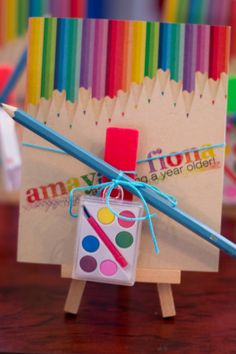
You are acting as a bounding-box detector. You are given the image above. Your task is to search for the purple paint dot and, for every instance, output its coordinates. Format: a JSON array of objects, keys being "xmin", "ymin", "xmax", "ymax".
[
  {"xmin": 80, "ymin": 256, "xmax": 97, "ymax": 272},
  {"xmin": 100, "ymin": 260, "xmax": 118, "ymax": 276}
]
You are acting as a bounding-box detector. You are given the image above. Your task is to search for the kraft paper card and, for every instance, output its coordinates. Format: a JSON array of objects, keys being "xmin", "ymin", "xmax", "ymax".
[{"xmin": 18, "ymin": 19, "xmax": 229, "ymax": 273}]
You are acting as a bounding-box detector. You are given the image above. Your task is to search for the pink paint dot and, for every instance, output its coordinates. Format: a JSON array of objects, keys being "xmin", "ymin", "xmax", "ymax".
[
  {"xmin": 118, "ymin": 210, "xmax": 136, "ymax": 228},
  {"xmin": 100, "ymin": 260, "xmax": 117, "ymax": 276}
]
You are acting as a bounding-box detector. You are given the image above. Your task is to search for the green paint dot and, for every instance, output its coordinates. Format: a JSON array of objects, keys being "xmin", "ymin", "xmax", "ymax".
[{"xmin": 115, "ymin": 231, "xmax": 133, "ymax": 248}]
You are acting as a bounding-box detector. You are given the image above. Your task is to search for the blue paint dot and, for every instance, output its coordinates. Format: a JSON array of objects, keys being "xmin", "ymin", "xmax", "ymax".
[{"xmin": 82, "ymin": 235, "xmax": 99, "ymax": 253}]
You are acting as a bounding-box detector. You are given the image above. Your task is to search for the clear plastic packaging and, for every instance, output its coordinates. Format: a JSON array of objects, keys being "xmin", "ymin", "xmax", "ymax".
[{"xmin": 72, "ymin": 195, "xmax": 144, "ymax": 286}]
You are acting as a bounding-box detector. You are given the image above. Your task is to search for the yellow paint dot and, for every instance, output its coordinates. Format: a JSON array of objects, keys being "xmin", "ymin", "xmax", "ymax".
[{"xmin": 97, "ymin": 207, "xmax": 115, "ymax": 225}]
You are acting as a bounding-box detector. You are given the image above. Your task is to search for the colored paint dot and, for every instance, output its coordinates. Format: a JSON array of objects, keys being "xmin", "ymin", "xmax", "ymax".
[
  {"xmin": 115, "ymin": 231, "xmax": 133, "ymax": 248},
  {"xmin": 80, "ymin": 256, "xmax": 97, "ymax": 272},
  {"xmin": 118, "ymin": 210, "xmax": 136, "ymax": 228},
  {"xmin": 100, "ymin": 260, "xmax": 118, "ymax": 276},
  {"xmin": 82, "ymin": 235, "xmax": 99, "ymax": 253},
  {"xmin": 97, "ymin": 207, "xmax": 115, "ymax": 225}
]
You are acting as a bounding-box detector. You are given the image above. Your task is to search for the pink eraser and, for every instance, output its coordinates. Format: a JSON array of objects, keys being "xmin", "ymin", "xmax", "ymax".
[
  {"xmin": 0, "ymin": 65, "xmax": 16, "ymax": 104},
  {"xmin": 102, "ymin": 127, "xmax": 139, "ymax": 201}
]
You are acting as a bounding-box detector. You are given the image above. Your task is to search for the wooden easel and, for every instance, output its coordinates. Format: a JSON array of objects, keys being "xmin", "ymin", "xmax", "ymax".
[{"xmin": 61, "ymin": 264, "xmax": 181, "ymax": 318}]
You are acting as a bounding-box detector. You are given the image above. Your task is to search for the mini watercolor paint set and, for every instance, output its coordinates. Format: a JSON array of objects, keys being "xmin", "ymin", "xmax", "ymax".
[{"xmin": 72, "ymin": 195, "xmax": 144, "ymax": 286}]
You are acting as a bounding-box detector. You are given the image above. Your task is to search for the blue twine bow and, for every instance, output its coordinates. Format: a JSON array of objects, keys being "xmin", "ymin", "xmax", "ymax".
[{"xmin": 69, "ymin": 171, "xmax": 177, "ymax": 253}]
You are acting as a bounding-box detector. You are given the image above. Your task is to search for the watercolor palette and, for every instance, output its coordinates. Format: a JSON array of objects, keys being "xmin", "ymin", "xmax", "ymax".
[{"xmin": 72, "ymin": 195, "xmax": 144, "ymax": 286}]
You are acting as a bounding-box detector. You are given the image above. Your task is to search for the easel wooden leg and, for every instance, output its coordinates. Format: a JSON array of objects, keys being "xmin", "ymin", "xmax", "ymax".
[
  {"xmin": 62, "ymin": 265, "xmax": 180, "ymax": 317},
  {"xmin": 157, "ymin": 283, "xmax": 176, "ymax": 318},
  {"xmin": 64, "ymin": 279, "xmax": 86, "ymax": 314}
]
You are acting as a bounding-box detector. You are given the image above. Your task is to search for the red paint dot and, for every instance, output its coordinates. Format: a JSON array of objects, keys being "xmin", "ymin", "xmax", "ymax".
[{"xmin": 118, "ymin": 210, "xmax": 136, "ymax": 228}]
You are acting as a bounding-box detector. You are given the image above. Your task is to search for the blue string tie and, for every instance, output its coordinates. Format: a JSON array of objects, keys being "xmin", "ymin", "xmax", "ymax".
[
  {"xmin": 22, "ymin": 142, "xmax": 225, "ymax": 162},
  {"xmin": 69, "ymin": 171, "xmax": 177, "ymax": 253}
]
